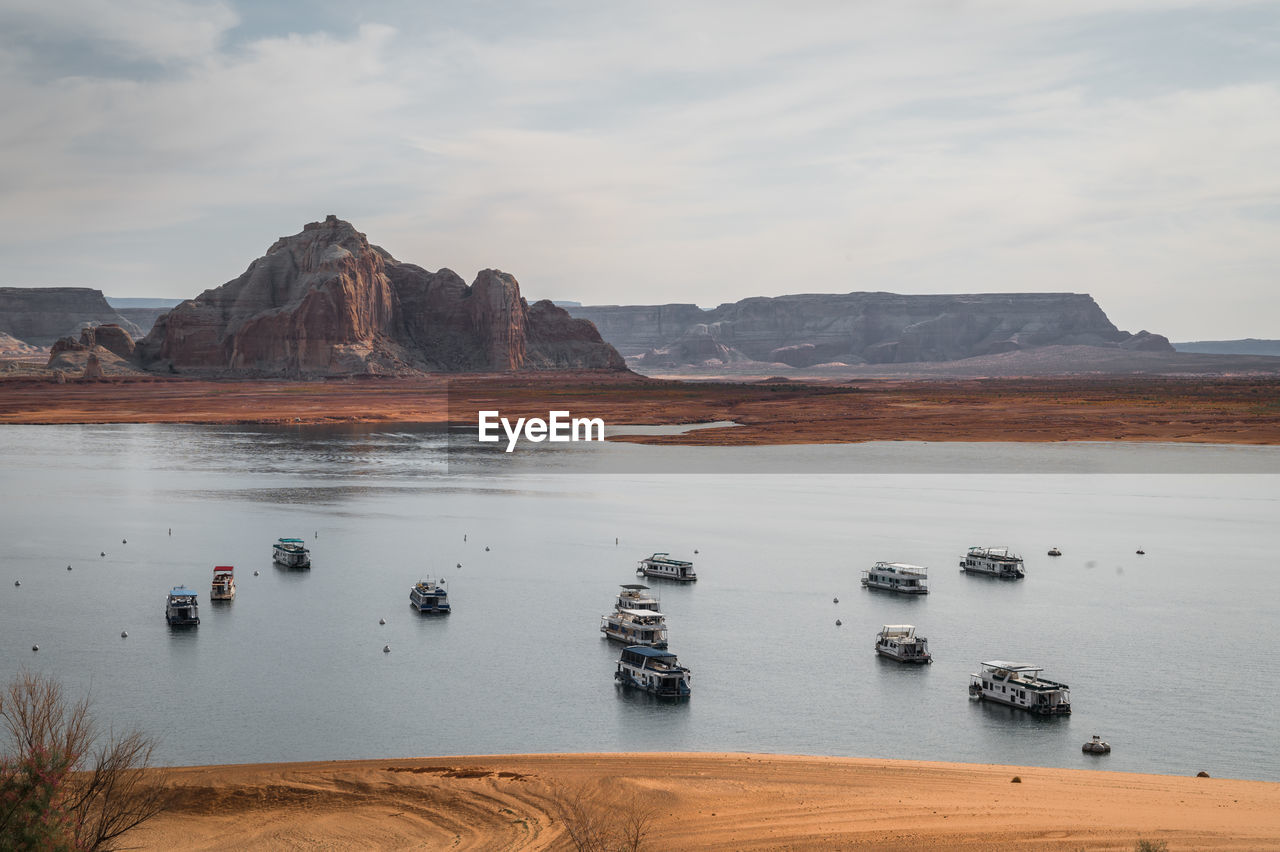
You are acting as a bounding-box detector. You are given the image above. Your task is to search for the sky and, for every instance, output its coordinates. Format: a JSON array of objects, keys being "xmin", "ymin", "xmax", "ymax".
[{"xmin": 1, "ymin": 1, "xmax": 1277, "ymax": 340}]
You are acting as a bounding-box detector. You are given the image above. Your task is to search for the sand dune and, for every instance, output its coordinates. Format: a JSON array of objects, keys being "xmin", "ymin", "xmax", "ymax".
[{"xmin": 129, "ymin": 753, "xmax": 1280, "ymax": 850}]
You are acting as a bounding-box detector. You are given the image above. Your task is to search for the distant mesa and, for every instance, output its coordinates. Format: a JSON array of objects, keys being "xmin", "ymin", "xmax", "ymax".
[
  {"xmin": 567, "ymin": 293, "xmax": 1176, "ymax": 370},
  {"xmin": 132, "ymin": 215, "xmax": 625, "ymax": 377},
  {"xmin": 1174, "ymin": 338, "xmax": 1280, "ymax": 357},
  {"xmin": 0, "ymin": 287, "xmax": 142, "ymax": 346}
]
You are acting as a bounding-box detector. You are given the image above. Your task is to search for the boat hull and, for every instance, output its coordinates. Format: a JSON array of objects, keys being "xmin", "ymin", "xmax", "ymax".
[
  {"xmin": 875, "ymin": 646, "xmax": 931, "ymax": 663},
  {"xmin": 861, "ymin": 579, "xmax": 928, "ymax": 594},
  {"xmin": 614, "ymin": 667, "xmax": 690, "ymax": 698},
  {"xmin": 969, "ymin": 687, "xmax": 1070, "ymax": 715}
]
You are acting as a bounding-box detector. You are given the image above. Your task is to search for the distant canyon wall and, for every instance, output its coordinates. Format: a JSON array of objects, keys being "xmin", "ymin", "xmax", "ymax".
[
  {"xmin": 567, "ymin": 293, "xmax": 1172, "ymax": 368},
  {"xmin": 0, "ymin": 287, "xmax": 142, "ymax": 346}
]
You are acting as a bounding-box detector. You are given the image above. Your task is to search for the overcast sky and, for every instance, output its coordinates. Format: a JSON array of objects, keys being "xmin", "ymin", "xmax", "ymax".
[{"xmin": 1, "ymin": 1, "xmax": 1277, "ymax": 339}]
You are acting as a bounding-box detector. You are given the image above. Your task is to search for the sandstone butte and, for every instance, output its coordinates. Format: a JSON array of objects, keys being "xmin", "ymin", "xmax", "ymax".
[{"xmin": 131, "ymin": 215, "xmax": 626, "ymax": 377}]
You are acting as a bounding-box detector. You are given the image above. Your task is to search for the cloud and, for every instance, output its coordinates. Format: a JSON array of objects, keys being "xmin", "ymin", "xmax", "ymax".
[
  {"xmin": 0, "ymin": 0, "xmax": 238, "ymax": 63},
  {"xmin": 0, "ymin": 0, "xmax": 1276, "ymax": 337}
]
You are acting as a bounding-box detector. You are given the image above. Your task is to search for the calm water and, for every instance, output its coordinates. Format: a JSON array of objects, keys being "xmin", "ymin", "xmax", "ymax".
[{"xmin": 1, "ymin": 425, "xmax": 1278, "ymax": 781}]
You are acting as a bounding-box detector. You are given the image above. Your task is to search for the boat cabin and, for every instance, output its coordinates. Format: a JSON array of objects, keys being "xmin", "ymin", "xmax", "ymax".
[
  {"xmin": 861, "ymin": 561, "xmax": 929, "ymax": 594},
  {"xmin": 960, "ymin": 546, "xmax": 1025, "ymax": 579},
  {"xmin": 969, "ymin": 660, "xmax": 1071, "ymax": 715},
  {"xmin": 615, "ymin": 645, "xmax": 691, "ymax": 697},
  {"xmin": 165, "ymin": 587, "xmax": 200, "ymax": 626},
  {"xmin": 637, "ymin": 553, "xmax": 697, "ymax": 582},
  {"xmin": 875, "ymin": 624, "xmax": 931, "ymax": 663}
]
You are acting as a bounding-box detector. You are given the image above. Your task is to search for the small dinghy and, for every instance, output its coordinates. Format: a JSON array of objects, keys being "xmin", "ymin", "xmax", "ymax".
[{"xmin": 1082, "ymin": 735, "xmax": 1111, "ymax": 754}]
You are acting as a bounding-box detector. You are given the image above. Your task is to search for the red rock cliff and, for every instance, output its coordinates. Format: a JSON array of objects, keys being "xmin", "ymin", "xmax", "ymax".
[{"xmin": 135, "ymin": 216, "xmax": 624, "ymax": 376}]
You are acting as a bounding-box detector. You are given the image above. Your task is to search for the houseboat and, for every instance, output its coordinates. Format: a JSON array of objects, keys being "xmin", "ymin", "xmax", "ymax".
[
  {"xmin": 409, "ymin": 578, "xmax": 450, "ymax": 613},
  {"xmin": 601, "ymin": 608, "xmax": 668, "ymax": 648},
  {"xmin": 273, "ymin": 538, "xmax": 311, "ymax": 569},
  {"xmin": 211, "ymin": 566, "xmax": 235, "ymax": 600},
  {"xmin": 615, "ymin": 645, "xmax": 691, "ymax": 697},
  {"xmin": 165, "ymin": 587, "xmax": 200, "ymax": 626},
  {"xmin": 968, "ymin": 661, "xmax": 1071, "ymax": 715},
  {"xmin": 874, "ymin": 624, "xmax": 931, "ymax": 663},
  {"xmin": 637, "ymin": 553, "xmax": 697, "ymax": 582},
  {"xmin": 960, "ymin": 546, "xmax": 1025, "ymax": 579},
  {"xmin": 613, "ymin": 583, "xmax": 660, "ymax": 612},
  {"xmin": 861, "ymin": 562, "xmax": 929, "ymax": 594}
]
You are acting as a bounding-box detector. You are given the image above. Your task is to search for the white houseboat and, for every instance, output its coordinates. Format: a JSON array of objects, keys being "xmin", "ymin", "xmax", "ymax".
[
  {"xmin": 637, "ymin": 553, "xmax": 697, "ymax": 582},
  {"xmin": 615, "ymin": 645, "xmax": 691, "ymax": 697},
  {"xmin": 874, "ymin": 624, "xmax": 931, "ymax": 663},
  {"xmin": 861, "ymin": 561, "xmax": 929, "ymax": 594},
  {"xmin": 273, "ymin": 538, "xmax": 311, "ymax": 569},
  {"xmin": 968, "ymin": 661, "xmax": 1071, "ymax": 715},
  {"xmin": 211, "ymin": 565, "xmax": 235, "ymax": 601},
  {"xmin": 601, "ymin": 608, "xmax": 668, "ymax": 648},
  {"xmin": 959, "ymin": 546, "xmax": 1025, "ymax": 579},
  {"xmin": 165, "ymin": 587, "xmax": 200, "ymax": 626},
  {"xmin": 409, "ymin": 578, "xmax": 451, "ymax": 613}
]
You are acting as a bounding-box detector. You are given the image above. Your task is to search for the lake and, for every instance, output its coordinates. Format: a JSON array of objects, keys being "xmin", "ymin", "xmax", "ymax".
[{"xmin": 1, "ymin": 424, "xmax": 1277, "ymax": 781}]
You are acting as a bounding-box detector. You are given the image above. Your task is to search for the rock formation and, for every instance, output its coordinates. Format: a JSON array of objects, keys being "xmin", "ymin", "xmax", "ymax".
[
  {"xmin": 0, "ymin": 287, "xmax": 142, "ymax": 346},
  {"xmin": 135, "ymin": 216, "xmax": 624, "ymax": 376},
  {"xmin": 49, "ymin": 324, "xmax": 136, "ymax": 360},
  {"xmin": 0, "ymin": 331, "xmax": 44, "ymax": 359},
  {"xmin": 567, "ymin": 293, "xmax": 1173, "ymax": 368}
]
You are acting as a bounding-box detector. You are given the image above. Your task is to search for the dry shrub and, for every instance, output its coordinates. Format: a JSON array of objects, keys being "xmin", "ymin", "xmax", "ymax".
[
  {"xmin": 546, "ymin": 781, "xmax": 659, "ymax": 852},
  {"xmin": 0, "ymin": 671, "xmax": 168, "ymax": 851}
]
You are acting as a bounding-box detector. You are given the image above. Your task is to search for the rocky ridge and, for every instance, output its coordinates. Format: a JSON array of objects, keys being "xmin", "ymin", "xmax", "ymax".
[
  {"xmin": 134, "ymin": 216, "xmax": 624, "ymax": 377},
  {"xmin": 567, "ymin": 293, "xmax": 1173, "ymax": 369}
]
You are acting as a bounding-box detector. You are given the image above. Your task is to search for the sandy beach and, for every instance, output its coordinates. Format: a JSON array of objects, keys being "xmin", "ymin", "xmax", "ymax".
[{"xmin": 127, "ymin": 753, "xmax": 1280, "ymax": 850}]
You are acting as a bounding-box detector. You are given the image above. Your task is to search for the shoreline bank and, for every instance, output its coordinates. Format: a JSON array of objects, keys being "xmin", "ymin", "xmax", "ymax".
[
  {"xmin": 2, "ymin": 374, "xmax": 1279, "ymax": 445},
  {"xmin": 128, "ymin": 752, "xmax": 1280, "ymax": 850}
]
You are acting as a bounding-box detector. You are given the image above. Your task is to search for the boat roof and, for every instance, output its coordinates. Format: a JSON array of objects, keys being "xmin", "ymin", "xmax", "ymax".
[
  {"xmin": 213, "ymin": 566, "xmax": 233, "ymax": 573},
  {"xmin": 619, "ymin": 608, "xmax": 664, "ymax": 617},
  {"xmin": 873, "ymin": 561, "xmax": 927, "ymax": 573},
  {"xmin": 645, "ymin": 553, "xmax": 692, "ymax": 564},
  {"xmin": 623, "ymin": 645, "xmax": 677, "ymax": 658},
  {"xmin": 982, "ymin": 660, "xmax": 1041, "ymax": 672},
  {"xmin": 169, "ymin": 587, "xmax": 198, "ymax": 596},
  {"xmin": 880, "ymin": 624, "xmax": 916, "ymax": 632},
  {"xmin": 620, "ymin": 583, "xmax": 650, "ymax": 590},
  {"xmin": 277, "ymin": 538, "xmax": 305, "ymax": 543}
]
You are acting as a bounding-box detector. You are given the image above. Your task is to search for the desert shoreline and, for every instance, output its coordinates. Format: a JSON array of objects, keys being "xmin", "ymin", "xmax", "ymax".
[
  {"xmin": 2, "ymin": 373, "xmax": 1279, "ymax": 445},
  {"xmin": 129, "ymin": 751, "xmax": 1280, "ymax": 850}
]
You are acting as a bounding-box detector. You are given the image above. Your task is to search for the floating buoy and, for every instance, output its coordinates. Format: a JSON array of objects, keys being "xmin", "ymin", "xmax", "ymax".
[
  {"xmin": 464, "ymin": 534, "xmax": 467, "ymax": 541},
  {"xmin": 694, "ymin": 549, "xmax": 699, "ymax": 554},
  {"xmin": 615, "ymin": 537, "xmax": 618, "ymax": 545},
  {"xmin": 13, "ymin": 580, "xmax": 19, "ymax": 587},
  {"xmin": 383, "ymin": 644, "xmax": 391, "ymax": 653},
  {"xmin": 122, "ymin": 539, "xmax": 127, "ymax": 544},
  {"xmin": 485, "ymin": 546, "xmax": 490, "ymax": 552},
  {"xmin": 121, "ymin": 631, "xmax": 128, "ymax": 639},
  {"xmin": 168, "ymin": 528, "xmax": 172, "ymax": 536},
  {"xmin": 1136, "ymin": 549, "xmax": 1145, "ymax": 555},
  {"xmin": 32, "ymin": 645, "xmax": 38, "ymax": 652},
  {"xmin": 835, "ymin": 619, "xmax": 842, "ymax": 626},
  {"xmin": 67, "ymin": 565, "xmax": 72, "ymax": 571},
  {"xmin": 833, "ymin": 597, "xmax": 839, "ymax": 604},
  {"xmin": 253, "ymin": 570, "xmax": 259, "ymax": 576},
  {"xmin": 100, "ymin": 552, "xmax": 105, "ymax": 557},
  {"xmin": 379, "ymin": 618, "xmax": 386, "ymax": 625},
  {"xmin": 456, "ymin": 562, "xmax": 461, "ymax": 569}
]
